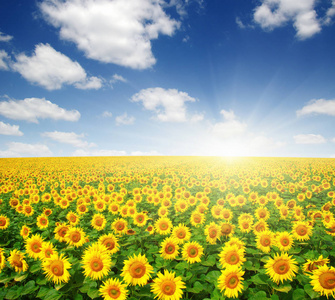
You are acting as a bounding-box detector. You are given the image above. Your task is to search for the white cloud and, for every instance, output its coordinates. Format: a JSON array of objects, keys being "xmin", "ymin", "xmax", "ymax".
[
  {"xmin": 40, "ymin": 0, "xmax": 180, "ymax": 69},
  {"xmin": 294, "ymin": 134, "xmax": 326, "ymax": 144},
  {"xmin": 0, "ymin": 97, "xmax": 80, "ymax": 123},
  {"xmin": 102, "ymin": 111, "xmax": 113, "ymax": 118},
  {"xmin": 131, "ymin": 87, "xmax": 199, "ymax": 122},
  {"xmin": 253, "ymin": 0, "xmax": 321, "ymax": 39},
  {"xmin": 12, "ymin": 43, "xmax": 102, "ymax": 90},
  {"xmin": 0, "ymin": 142, "xmax": 53, "ymax": 158},
  {"xmin": 110, "ymin": 74, "xmax": 127, "ymax": 88},
  {"xmin": 115, "ymin": 113, "xmax": 135, "ymax": 126},
  {"xmin": 0, "ymin": 50, "xmax": 10, "ymax": 70},
  {"xmin": 297, "ymin": 99, "xmax": 335, "ymax": 117},
  {"xmin": 72, "ymin": 149, "xmax": 127, "ymax": 157},
  {"xmin": 42, "ymin": 131, "xmax": 95, "ymax": 148},
  {"xmin": 189, "ymin": 113, "xmax": 204, "ymax": 123},
  {"xmin": 0, "ymin": 32, "xmax": 13, "ymax": 42},
  {"xmin": 0, "ymin": 121, "xmax": 23, "ymax": 136},
  {"xmin": 236, "ymin": 17, "xmax": 246, "ymax": 29},
  {"xmin": 325, "ymin": 0, "xmax": 335, "ymax": 25},
  {"xmin": 212, "ymin": 109, "xmax": 247, "ymax": 139}
]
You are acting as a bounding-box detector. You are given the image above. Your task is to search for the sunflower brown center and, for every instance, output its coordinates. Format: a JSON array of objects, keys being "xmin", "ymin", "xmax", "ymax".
[
  {"xmin": 0, "ymin": 219, "xmax": 6, "ymax": 226},
  {"xmin": 280, "ymin": 238, "xmax": 289, "ymax": 246},
  {"xmin": 108, "ymin": 287, "xmax": 121, "ymax": 299},
  {"xmin": 13, "ymin": 256, "xmax": 23, "ymax": 268},
  {"xmin": 116, "ymin": 223, "xmax": 125, "ymax": 231},
  {"xmin": 242, "ymin": 222, "xmax": 249, "ymax": 229},
  {"xmin": 260, "ymin": 236, "xmax": 271, "ymax": 247},
  {"xmin": 162, "ymin": 281, "xmax": 176, "ymax": 295},
  {"xmin": 50, "ymin": 261, "xmax": 64, "ymax": 276},
  {"xmin": 188, "ymin": 246, "xmax": 198, "ymax": 258},
  {"xmin": 95, "ymin": 218, "xmax": 103, "ymax": 226},
  {"xmin": 226, "ymin": 274, "xmax": 239, "ymax": 289},
  {"xmin": 177, "ymin": 230, "xmax": 186, "ymax": 239},
  {"xmin": 70, "ymin": 232, "xmax": 81, "ymax": 243},
  {"xmin": 319, "ymin": 272, "xmax": 335, "ymax": 289},
  {"xmin": 226, "ymin": 252, "xmax": 239, "ymax": 265},
  {"xmin": 209, "ymin": 228, "xmax": 218, "ymax": 238},
  {"xmin": 129, "ymin": 262, "xmax": 146, "ymax": 278},
  {"xmin": 90, "ymin": 258, "xmax": 104, "ymax": 272},
  {"xmin": 160, "ymin": 223, "xmax": 168, "ymax": 230},
  {"xmin": 273, "ymin": 260, "xmax": 289, "ymax": 275},
  {"xmin": 32, "ymin": 242, "xmax": 42, "ymax": 253},
  {"xmin": 296, "ymin": 225, "xmax": 307, "ymax": 236},
  {"xmin": 221, "ymin": 224, "xmax": 232, "ymax": 234},
  {"xmin": 104, "ymin": 239, "xmax": 115, "ymax": 250},
  {"xmin": 165, "ymin": 244, "xmax": 175, "ymax": 254}
]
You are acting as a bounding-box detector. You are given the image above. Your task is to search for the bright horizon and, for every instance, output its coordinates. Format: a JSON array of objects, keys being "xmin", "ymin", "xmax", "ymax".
[{"xmin": 1, "ymin": 0, "xmax": 335, "ymax": 158}]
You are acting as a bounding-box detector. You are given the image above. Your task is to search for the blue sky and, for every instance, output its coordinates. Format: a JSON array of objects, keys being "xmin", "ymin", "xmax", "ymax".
[{"xmin": 1, "ymin": 0, "xmax": 335, "ymax": 157}]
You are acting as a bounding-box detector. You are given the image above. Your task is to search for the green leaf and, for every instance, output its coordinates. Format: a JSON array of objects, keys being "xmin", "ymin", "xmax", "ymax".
[
  {"xmin": 43, "ymin": 289, "xmax": 62, "ymax": 300},
  {"xmin": 36, "ymin": 275, "xmax": 48, "ymax": 285},
  {"xmin": 30, "ymin": 262, "xmax": 42, "ymax": 273},
  {"xmin": 175, "ymin": 261, "xmax": 188, "ymax": 270},
  {"xmin": 21, "ymin": 280, "xmax": 38, "ymax": 295},
  {"xmin": 271, "ymin": 295, "xmax": 279, "ymax": 300},
  {"xmin": 88, "ymin": 288, "xmax": 100, "ymax": 299},
  {"xmin": 272, "ymin": 283, "xmax": 292, "ymax": 293},
  {"xmin": 5, "ymin": 287, "xmax": 19, "ymax": 300},
  {"xmin": 74, "ymin": 295, "xmax": 84, "ymax": 300},
  {"xmin": 205, "ymin": 270, "xmax": 221, "ymax": 284},
  {"xmin": 14, "ymin": 273, "xmax": 28, "ymax": 282},
  {"xmin": 260, "ymin": 256, "xmax": 271, "ymax": 263},
  {"xmin": 202, "ymin": 255, "xmax": 216, "ymax": 266},
  {"xmin": 293, "ymin": 256, "xmax": 305, "ymax": 264},
  {"xmin": 250, "ymin": 274, "xmax": 268, "ymax": 285},
  {"xmin": 36, "ymin": 287, "xmax": 49, "ymax": 299},
  {"xmin": 244, "ymin": 260, "xmax": 254, "ymax": 270},
  {"xmin": 304, "ymin": 284, "xmax": 320, "ymax": 299},
  {"xmin": 79, "ymin": 281, "xmax": 97, "ymax": 293},
  {"xmin": 187, "ymin": 281, "xmax": 204, "ymax": 293},
  {"xmin": 292, "ymin": 289, "xmax": 307, "ymax": 300},
  {"xmin": 249, "ymin": 291, "xmax": 268, "ymax": 300}
]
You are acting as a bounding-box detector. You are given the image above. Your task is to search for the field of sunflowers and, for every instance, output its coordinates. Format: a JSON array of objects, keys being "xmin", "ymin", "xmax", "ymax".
[{"xmin": 0, "ymin": 156, "xmax": 335, "ymax": 300}]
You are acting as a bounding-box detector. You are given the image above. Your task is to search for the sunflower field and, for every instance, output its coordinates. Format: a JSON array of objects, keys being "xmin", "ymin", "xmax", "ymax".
[{"xmin": 0, "ymin": 156, "xmax": 335, "ymax": 300}]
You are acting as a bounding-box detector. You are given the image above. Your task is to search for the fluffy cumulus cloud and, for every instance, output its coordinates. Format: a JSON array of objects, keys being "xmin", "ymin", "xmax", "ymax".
[
  {"xmin": 40, "ymin": 0, "xmax": 181, "ymax": 69},
  {"xmin": 212, "ymin": 109, "xmax": 247, "ymax": 139},
  {"xmin": 0, "ymin": 121, "xmax": 23, "ymax": 136},
  {"xmin": 131, "ymin": 87, "xmax": 201, "ymax": 122},
  {"xmin": 296, "ymin": 99, "xmax": 335, "ymax": 117},
  {"xmin": 12, "ymin": 43, "xmax": 102, "ymax": 90},
  {"xmin": 325, "ymin": 0, "xmax": 335, "ymax": 25},
  {"xmin": 42, "ymin": 131, "xmax": 96, "ymax": 148},
  {"xmin": 0, "ymin": 50, "xmax": 10, "ymax": 70},
  {"xmin": 294, "ymin": 134, "xmax": 327, "ymax": 144},
  {"xmin": 115, "ymin": 113, "xmax": 135, "ymax": 126},
  {"xmin": 253, "ymin": 0, "xmax": 322, "ymax": 39},
  {"xmin": 0, "ymin": 97, "xmax": 80, "ymax": 123},
  {"xmin": 0, "ymin": 142, "xmax": 53, "ymax": 157},
  {"xmin": 0, "ymin": 32, "xmax": 13, "ymax": 42}
]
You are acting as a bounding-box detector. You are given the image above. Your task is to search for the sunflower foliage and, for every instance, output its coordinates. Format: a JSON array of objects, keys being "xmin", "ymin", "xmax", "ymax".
[{"xmin": 0, "ymin": 156, "xmax": 335, "ymax": 300}]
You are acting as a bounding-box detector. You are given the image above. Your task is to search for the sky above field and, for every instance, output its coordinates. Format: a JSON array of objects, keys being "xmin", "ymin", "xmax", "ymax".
[{"xmin": 1, "ymin": 0, "xmax": 335, "ymax": 158}]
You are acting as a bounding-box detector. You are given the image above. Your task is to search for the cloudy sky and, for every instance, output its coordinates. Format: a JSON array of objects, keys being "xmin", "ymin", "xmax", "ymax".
[{"xmin": 1, "ymin": 0, "xmax": 335, "ymax": 158}]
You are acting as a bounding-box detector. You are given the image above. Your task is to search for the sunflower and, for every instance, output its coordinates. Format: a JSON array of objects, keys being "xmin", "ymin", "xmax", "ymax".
[
  {"xmin": 25, "ymin": 234, "xmax": 44, "ymax": 260},
  {"xmin": 255, "ymin": 207, "xmax": 270, "ymax": 221},
  {"xmin": 99, "ymin": 278, "xmax": 128, "ymax": 300},
  {"xmin": 65, "ymin": 227, "xmax": 87, "ymax": 248},
  {"xmin": 225, "ymin": 237, "xmax": 246, "ymax": 251},
  {"xmin": 0, "ymin": 215, "xmax": 10, "ymax": 230},
  {"xmin": 66, "ymin": 211, "xmax": 80, "ymax": 226},
  {"xmin": 221, "ymin": 208, "xmax": 233, "ymax": 222},
  {"xmin": 171, "ymin": 223, "xmax": 191, "ymax": 244},
  {"xmin": 109, "ymin": 202, "xmax": 120, "ymax": 214},
  {"xmin": 111, "ymin": 218, "xmax": 128, "ymax": 235},
  {"xmin": 160, "ymin": 237, "xmax": 179, "ymax": 260},
  {"xmin": 265, "ymin": 253, "xmax": 298, "ymax": 284},
  {"xmin": 309, "ymin": 265, "xmax": 335, "ymax": 298},
  {"xmin": 0, "ymin": 248, "xmax": 5, "ymax": 272},
  {"xmin": 256, "ymin": 230, "xmax": 274, "ymax": 253},
  {"xmin": 146, "ymin": 225, "xmax": 155, "ymax": 235},
  {"xmin": 205, "ymin": 222, "xmax": 221, "ymax": 245},
  {"xmin": 133, "ymin": 212, "xmax": 148, "ymax": 227},
  {"xmin": 182, "ymin": 241, "xmax": 204, "ymax": 264},
  {"xmin": 218, "ymin": 265, "xmax": 245, "ymax": 299},
  {"xmin": 303, "ymin": 255, "xmax": 330, "ymax": 274},
  {"xmin": 292, "ymin": 221, "xmax": 313, "ymax": 241},
  {"xmin": 8, "ymin": 249, "xmax": 28, "ymax": 273},
  {"xmin": 219, "ymin": 245, "xmax": 246, "ymax": 269},
  {"xmin": 36, "ymin": 214, "xmax": 49, "ymax": 230},
  {"xmin": 155, "ymin": 217, "xmax": 173, "ymax": 235},
  {"xmin": 77, "ymin": 203, "xmax": 89, "ymax": 215},
  {"xmin": 20, "ymin": 225, "xmax": 31, "ymax": 239},
  {"xmin": 98, "ymin": 234, "xmax": 120, "ymax": 255},
  {"xmin": 239, "ymin": 219, "xmax": 253, "ymax": 233},
  {"xmin": 42, "ymin": 253, "xmax": 71, "ymax": 284},
  {"xmin": 91, "ymin": 213, "xmax": 107, "ymax": 231},
  {"xmin": 190, "ymin": 211, "xmax": 205, "ymax": 227},
  {"xmin": 40, "ymin": 241, "xmax": 57, "ymax": 259},
  {"xmin": 151, "ymin": 269, "xmax": 185, "ymax": 300},
  {"xmin": 82, "ymin": 246, "xmax": 112, "ymax": 280},
  {"xmin": 253, "ymin": 220, "xmax": 269, "ymax": 235},
  {"xmin": 121, "ymin": 253, "xmax": 154, "ymax": 286},
  {"xmin": 158, "ymin": 206, "xmax": 169, "ymax": 217},
  {"xmin": 54, "ymin": 223, "xmax": 70, "ymax": 242},
  {"xmin": 275, "ymin": 232, "xmax": 294, "ymax": 252},
  {"xmin": 220, "ymin": 222, "xmax": 235, "ymax": 238}
]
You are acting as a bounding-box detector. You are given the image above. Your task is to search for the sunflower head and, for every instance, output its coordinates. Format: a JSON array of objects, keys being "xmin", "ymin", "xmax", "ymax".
[
  {"xmin": 42, "ymin": 253, "xmax": 71, "ymax": 284},
  {"xmin": 151, "ymin": 270, "xmax": 185, "ymax": 300},
  {"xmin": 182, "ymin": 241, "xmax": 204, "ymax": 264},
  {"xmin": 160, "ymin": 237, "xmax": 180, "ymax": 260},
  {"xmin": 218, "ymin": 265, "xmax": 245, "ymax": 299},
  {"xmin": 99, "ymin": 278, "xmax": 128, "ymax": 300},
  {"xmin": 309, "ymin": 265, "xmax": 335, "ymax": 299}
]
